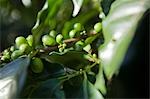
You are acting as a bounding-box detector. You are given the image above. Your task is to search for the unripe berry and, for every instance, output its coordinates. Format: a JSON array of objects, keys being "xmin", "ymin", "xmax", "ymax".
[
  {"xmin": 3, "ymin": 49, "xmax": 9, "ymax": 55},
  {"xmin": 42, "ymin": 35, "xmax": 56, "ymax": 46},
  {"xmin": 1, "ymin": 56, "xmax": 8, "ymax": 61},
  {"xmin": 10, "ymin": 46, "xmax": 15, "ymax": 52},
  {"xmin": 26, "ymin": 35, "xmax": 33, "ymax": 46},
  {"xmin": 1, "ymin": 53, "xmax": 10, "ymax": 61},
  {"xmin": 4, "ymin": 51, "xmax": 10, "ymax": 56},
  {"xmin": 69, "ymin": 30, "xmax": 76, "ymax": 38},
  {"xmin": 76, "ymin": 41, "xmax": 84, "ymax": 46},
  {"xmin": 49, "ymin": 30, "xmax": 57, "ymax": 38},
  {"xmin": 59, "ymin": 47, "xmax": 64, "ymax": 52},
  {"xmin": 94, "ymin": 22, "xmax": 102, "ymax": 33},
  {"xmin": 31, "ymin": 57, "xmax": 44, "ymax": 73},
  {"xmin": 15, "ymin": 36, "xmax": 27, "ymax": 48},
  {"xmin": 2, "ymin": 50, "xmax": 10, "ymax": 60},
  {"xmin": 56, "ymin": 34, "xmax": 63, "ymax": 44},
  {"xmin": 83, "ymin": 44, "xmax": 91, "ymax": 52},
  {"xmin": 74, "ymin": 23, "xmax": 82, "ymax": 32},
  {"xmin": 75, "ymin": 41, "xmax": 84, "ymax": 51},
  {"xmin": 19, "ymin": 43, "xmax": 31, "ymax": 53},
  {"xmin": 92, "ymin": 54, "xmax": 97, "ymax": 58},
  {"xmin": 11, "ymin": 50, "xmax": 23, "ymax": 60}
]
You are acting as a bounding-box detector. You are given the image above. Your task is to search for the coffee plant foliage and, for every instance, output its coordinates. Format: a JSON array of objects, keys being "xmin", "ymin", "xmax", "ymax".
[{"xmin": 0, "ymin": 0, "xmax": 149, "ymax": 98}]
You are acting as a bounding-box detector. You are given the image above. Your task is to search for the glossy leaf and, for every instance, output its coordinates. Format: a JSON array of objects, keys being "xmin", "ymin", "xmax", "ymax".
[
  {"xmin": 72, "ymin": 0, "xmax": 83, "ymax": 17},
  {"xmin": 36, "ymin": 63, "xmax": 66, "ymax": 80},
  {"xmin": 99, "ymin": 0, "xmax": 150, "ymax": 79},
  {"xmin": 32, "ymin": 0, "xmax": 63, "ymax": 46},
  {"xmin": 95, "ymin": 65, "xmax": 106, "ymax": 95},
  {"xmin": 41, "ymin": 51, "xmax": 89, "ymax": 70},
  {"xmin": 30, "ymin": 78, "xmax": 65, "ymax": 98},
  {"xmin": 63, "ymin": 74, "xmax": 103, "ymax": 99},
  {"xmin": 0, "ymin": 57, "xmax": 30, "ymax": 98},
  {"xmin": 82, "ymin": 76, "xmax": 104, "ymax": 99},
  {"xmin": 101, "ymin": 0, "xmax": 115, "ymax": 15},
  {"xmin": 73, "ymin": 74, "xmax": 104, "ymax": 99}
]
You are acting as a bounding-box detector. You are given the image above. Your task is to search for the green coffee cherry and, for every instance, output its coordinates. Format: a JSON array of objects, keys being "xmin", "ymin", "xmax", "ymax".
[
  {"xmin": 56, "ymin": 34, "xmax": 63, "ymax": 44},
  {"xmin": 75, "ymin": 41, "xmax": 84, "ymax": 51},
  {"xmin": 94, "ymin": 22, "xmax": 102, "ymax": 33},
  {"xmin": 26, "ymin": 35, "xmax": 33, "ymax": 46},
  {"xmin": 11, "ymin": 50, "xmax": 23, "ymax": 60},
  {"xmin": 59, "ymin": 47, "xmax": 64, "ymax": 52},
  {"xmin": 15, "ymin": 36, "xmax": 27, "ymax": 48},
  {"xmin": 1, "ymin": 56, "xmax": 6, "ymax": 61},
  {"xmin": 19, "ymin": 43, "xmax": 31, "ymax": 53},
  {"xmin": 31, "ymin": 57, "xmax": 44, "ymax": 73},
  {"xmin": 69, "ymin": 30, "xmax": 76, "ymax": 38},
  {"xmin": 42, "ymin": 35, "xmax": 56, "ymax": 46},
  {"xmin": 62, "ymin": 43, "xmax": 67, "ymax": 49},
  {"xmin": 1, "ymin": 55, "xmax": 9, "ymax": 61},
  {"xmin": 3, "ymin": 49, "xmax": 9, "ymax": 55},
  {"xmin": 1, "ymin": 52, "xmax": 10, "ymax": 61},
  {"xmin": 10, "ymin": 46, "xmax": 15, "ymax": 52},
  {"xmin": 2, "ymin": 50, "xmax": 10, "ymax": 59},
  {"xmin": 49, "ymin": 30, "xmax": 57, "ymax": 38},
  {"xmin": 74, "ymin": 23, "xmax": 82, "ymax": 32},
  {"xmin": 92, "ymin": 54, "xmax": 97, "ymax": 58},
  {"xmin": 83, "ymin": 44, "xmax": 91, "ymax": 52},
  {"xmin": 4, "ymin": 51, "xmax": 10, "ymax": 56}
]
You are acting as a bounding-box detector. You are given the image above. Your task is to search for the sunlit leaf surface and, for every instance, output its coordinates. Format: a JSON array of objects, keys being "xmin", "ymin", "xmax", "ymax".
[
  {"xmin": 99, "ymin": 0, "xmax": 149, "ymax": 79},
  {"xmin": 0, "ymin": 57, "xmax": 30, "ymax": 98},
  {"xmin": 72, "ymin": 0, "xmax": 83, "ymax": 17}
]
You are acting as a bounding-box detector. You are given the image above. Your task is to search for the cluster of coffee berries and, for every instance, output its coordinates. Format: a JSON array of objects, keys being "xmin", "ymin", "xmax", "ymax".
[
  {"xmin": 0, "ymin": 22, "xmax": 102, "ymax": 60},
  {"xmin": 41, "ymin": 22, "xmax": 102, "ymax": 52},
  {"xmin": 1, "ymin": 35, "xmax": 33, "ymax": 61},
  {"xmin": 42, "ymin": 23, "xmax": 83, "ymax": 45},
  {"xmin": 69, "ymin": 23, "xmax": 83, "ymax": 38},
  {"xmin": 41, "ymin": 23, "xmax": 83, "ymax": 52},
  {"xmin": 0, "ymin": 22, "xmax": 102, "ymax": 72},
  {"xmin": 42, "ymin": 30, "xmax": 57, "ymax": 46}
]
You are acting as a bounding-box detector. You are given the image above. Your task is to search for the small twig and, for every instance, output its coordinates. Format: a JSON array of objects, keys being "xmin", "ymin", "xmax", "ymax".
[
  {"xmin": 63, "ymin": 38, "xmax": 80, "ymax": 43},
  {"xmin": 40, "ymin": 34, "xmax": 88, "ymax": 53},
  {"xmin": 60, "ymin": 63, "xmax": 98, "ymax": 82},
  {"xmin": 40, "ymin": 46, "xmax": 58, "ymax": 52}
]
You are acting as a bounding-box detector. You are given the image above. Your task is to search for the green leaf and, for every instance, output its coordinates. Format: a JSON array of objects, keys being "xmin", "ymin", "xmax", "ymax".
[
  {"xmin": 99, "ymin": 0, "xmax": 150, "ymax": 80},
  {"xmin": 0, "ymin": 57, "xmax": 30, "ymax": 97},
  {"xmin": 0, "ymin": 57, "xmax": 30, "ymax": 79},
  {"xmin": 95, "ymin": 65, "xmax": 106, "ymax": 95},
  {"xmin": 72, "ymin": 0, "xmax": 83, "ymax": 17},
  {"xmin": 36, "ymin": 63, "xmax": 66, "ymax": 80},
  {"xmin": 63, "ymin": 74, "xmax": 103, "ymax": 99},
  {"xmin": 82, "ymin": 75, "xmax": 104, "ymax": 99},
  {"xmin": 81, "ymin": 74, "xmax": 104, "ymax": 99},
  {"xmin": 32, "ymin": 0, "xmax": 63, "ymax": 46},
  {"xmin": 30, "ymin": 78, "xmax": 65, "ymax": 98},
  {"xmin": 41, "ymin": 51, "xmax": 89, "ymax": 70}
]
